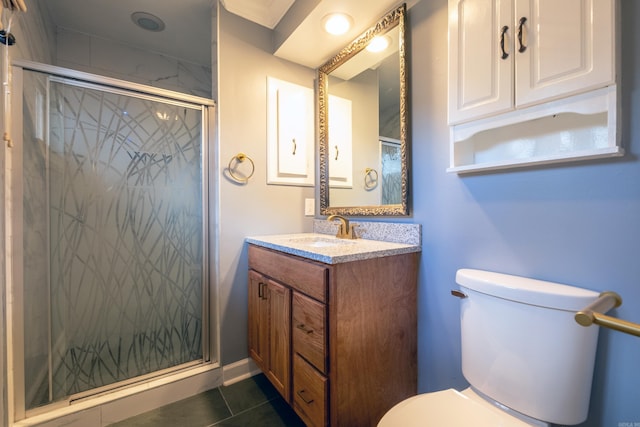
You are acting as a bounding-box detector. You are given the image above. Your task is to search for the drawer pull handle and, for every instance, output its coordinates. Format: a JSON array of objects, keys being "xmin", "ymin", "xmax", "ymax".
[
  {"xmin": 297, "ymin": 389, "xmax": 314, "ymax": 404},
  {"xmin": 296, "ymin": 323, "xmax": 314, "ymax": 334}
]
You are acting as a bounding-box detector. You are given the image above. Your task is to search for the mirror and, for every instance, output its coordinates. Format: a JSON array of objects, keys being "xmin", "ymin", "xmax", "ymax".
[{"xmin": 318, "ymin": 4, "xmax": 408, "ymax": 216}]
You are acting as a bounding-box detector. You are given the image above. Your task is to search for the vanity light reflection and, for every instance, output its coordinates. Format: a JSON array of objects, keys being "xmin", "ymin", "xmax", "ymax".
[{"xmin": 366, "ymin": 35, "xmax": 390, "ymax": 53}]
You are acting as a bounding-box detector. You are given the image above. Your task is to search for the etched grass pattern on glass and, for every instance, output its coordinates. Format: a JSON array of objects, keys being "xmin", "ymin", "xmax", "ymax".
[{"xmin": 44, "ymin": 81, "xmax": 205, "ymax": 401}]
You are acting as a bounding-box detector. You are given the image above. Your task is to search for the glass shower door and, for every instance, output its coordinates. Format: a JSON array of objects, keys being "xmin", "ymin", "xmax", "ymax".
[{"xmin": 19, "ymin": 69, "xmax": 210, "ymax": 411}]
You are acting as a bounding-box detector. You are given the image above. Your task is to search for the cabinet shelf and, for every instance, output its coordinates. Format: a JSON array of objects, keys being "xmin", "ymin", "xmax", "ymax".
[{"xmin": 448, "ymin": 86, "xmax": 623, "ymax": 174}]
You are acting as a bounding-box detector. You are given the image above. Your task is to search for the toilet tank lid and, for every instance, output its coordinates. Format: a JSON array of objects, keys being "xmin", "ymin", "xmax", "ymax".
[{"xmin": 456, "ymin": 269, "xmax": 599, "ymax": 311}]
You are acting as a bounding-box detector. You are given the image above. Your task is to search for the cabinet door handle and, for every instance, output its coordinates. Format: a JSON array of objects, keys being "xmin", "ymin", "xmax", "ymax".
[
  {"xmin": 499, "ymin": 25, "xmax": 509, "ymax": 59},
  {"xmin": 297, "ymin": 389, "xmax": 314, "ymax": 404},
  {"xmin": 517, "ymin": 17, "xmax": 527, "ymax": 53},
  {"xmin": 296, "ymin": 323, "xmax": 314, "ymax": 334},
  {"xmin": 258, "ymin": 282, "xmax": 267, "ymax": 299}
]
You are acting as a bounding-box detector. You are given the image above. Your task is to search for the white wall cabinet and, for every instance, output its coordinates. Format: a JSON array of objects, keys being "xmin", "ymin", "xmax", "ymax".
[
  {"xmin": 449, "ymin": 0, "xmax": 615, "ymax": 125},
  {"xmin": 267, "ymin": 77, "xmax": 315, "ymax": 186},
  {"xmin": 447, "ymin": 0, "xmax": 622, "ymax": 173}
]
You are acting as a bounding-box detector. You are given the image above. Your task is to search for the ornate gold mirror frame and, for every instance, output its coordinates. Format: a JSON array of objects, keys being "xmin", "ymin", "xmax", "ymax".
[{"xmin": 318, "ymin": 4, "xmax": 408, "ymax": 216}]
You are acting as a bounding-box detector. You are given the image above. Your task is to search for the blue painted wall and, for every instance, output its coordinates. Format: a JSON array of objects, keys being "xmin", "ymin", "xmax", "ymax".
[{"xmin": 409, "ymin": 1, "xmax": 640, "ymax": 425}]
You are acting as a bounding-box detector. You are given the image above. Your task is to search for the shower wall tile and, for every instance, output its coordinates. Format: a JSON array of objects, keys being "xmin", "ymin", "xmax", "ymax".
[
  {"xmin": 178, "ymin": 62, "xmax": 215, "ymax": 99},
  {"xmin": 55, "ymin": 28, "xmax": 212, "ymax": 99},
  {"xmin": 91, "ymin": 37, "xmax": 179, "ymax": 81},
  {"xmin": 55, "ymin": 29, "xmax": 91, "ymax": 66},
  {"xmin": 11, "ymin": 1, "xmax": 56, "ymax": 64}
]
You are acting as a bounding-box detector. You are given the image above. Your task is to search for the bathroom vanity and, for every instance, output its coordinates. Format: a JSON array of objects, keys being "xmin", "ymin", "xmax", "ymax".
[{"xmin": 246, "ymin": 232, "xmax": 420, "ymax": 426}]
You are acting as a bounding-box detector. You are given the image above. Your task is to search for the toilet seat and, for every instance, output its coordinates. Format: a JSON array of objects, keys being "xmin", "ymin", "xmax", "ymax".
[{"xmin": 377, "ymin": 388, "xmax": 547, "ymax": 427}]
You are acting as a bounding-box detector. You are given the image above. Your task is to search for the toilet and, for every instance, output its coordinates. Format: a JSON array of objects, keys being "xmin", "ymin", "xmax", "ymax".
[{"xmin": 378, "ymin": 268, "xmax": 601, "ymax": 427}]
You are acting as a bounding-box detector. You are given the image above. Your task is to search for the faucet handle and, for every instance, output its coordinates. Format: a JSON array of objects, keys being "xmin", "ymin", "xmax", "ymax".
[{"xmin": 348, "ymin": 224, "xmax": 358, "ymax": 239}]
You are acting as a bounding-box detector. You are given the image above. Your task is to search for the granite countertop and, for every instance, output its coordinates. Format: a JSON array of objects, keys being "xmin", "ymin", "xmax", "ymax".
[{"xmin": 245, "ymin": 233, "xmax": 421, "ymax": 264}]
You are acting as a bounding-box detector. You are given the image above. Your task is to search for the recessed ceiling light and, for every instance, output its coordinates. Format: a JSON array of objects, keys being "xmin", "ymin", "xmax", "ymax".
[
  {"xmin": 366, "ymin": 35, "xmax": 391, "ymax": 53},
  {"xmin": 131, "ymin": 12, "xmax": 165, "ymax": 32},
  {"xmin": 322, "ymin": 13, "xmax": 353, "ymax": 36}
]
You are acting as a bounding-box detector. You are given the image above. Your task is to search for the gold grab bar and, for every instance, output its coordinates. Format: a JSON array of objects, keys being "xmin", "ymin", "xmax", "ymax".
[{"xmin": 575, "ymin": 291, "xmax": 640, "ymax": 337}]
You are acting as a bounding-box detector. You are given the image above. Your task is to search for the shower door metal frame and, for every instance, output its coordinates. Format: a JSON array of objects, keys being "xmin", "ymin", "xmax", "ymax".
[{"xmin": 6, "ymin": 60, "xmax": 219, "ymax": 422}]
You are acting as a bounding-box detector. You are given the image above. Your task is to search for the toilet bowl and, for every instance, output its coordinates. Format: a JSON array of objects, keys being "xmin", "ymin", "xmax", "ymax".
[
  {"xmin": 378, "ymin": 387, "xmax": 548, "ymax": 427},
  {"xmin": 378, "ymin": 269, "xmax": 601, "ymax": 426}
]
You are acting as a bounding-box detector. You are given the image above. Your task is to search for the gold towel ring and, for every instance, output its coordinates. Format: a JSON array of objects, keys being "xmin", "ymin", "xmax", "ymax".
[
  {"xmin": 364, "ymin": 167, "xmax": 378, "ymax": 189},
  {"xmin": 228, "ymin": 153, "xmax": 255, "ymax": 183}
]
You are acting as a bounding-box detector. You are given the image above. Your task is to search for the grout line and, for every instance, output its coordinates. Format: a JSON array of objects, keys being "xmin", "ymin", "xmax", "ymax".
[{"xmin": 217, "ymin": 385, "xmax": 233, "ymax": 416}]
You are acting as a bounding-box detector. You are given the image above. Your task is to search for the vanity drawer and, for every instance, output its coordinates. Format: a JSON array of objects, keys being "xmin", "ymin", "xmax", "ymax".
[
  {"xmin": 248, "ymin": 245, "xmax": 328, "ymax": 302},
  {"xmin": 293, "ymin": 354, "xmax": 327, "ymax": 427},
  {"xmin": 293, "ymin": 292, "xmax": 327, "ymax": 373}
]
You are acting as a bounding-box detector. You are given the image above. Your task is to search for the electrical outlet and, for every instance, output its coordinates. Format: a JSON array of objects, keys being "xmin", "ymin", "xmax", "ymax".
[{"xmin": 304, "ymin": 198, "xmax": 315, "ymax": 216}]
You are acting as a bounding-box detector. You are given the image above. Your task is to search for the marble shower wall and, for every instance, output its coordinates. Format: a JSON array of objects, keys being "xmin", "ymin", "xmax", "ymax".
[
  {"xmin": 7, "ymin": 2, "xmax": 213, "ymax": 99},
  {"xmin": 54, "ymin": 28, "xmax": 213, "ymax": 99}
]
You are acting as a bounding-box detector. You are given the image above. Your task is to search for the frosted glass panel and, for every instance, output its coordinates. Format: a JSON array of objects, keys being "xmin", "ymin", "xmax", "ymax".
[
  {"xmin": 381, "ymin": 140, "xmax": 401, "ymax": 205},
  {"xmin": 22, "ymin": 71, "xmax": 207, "ymax": 409}
]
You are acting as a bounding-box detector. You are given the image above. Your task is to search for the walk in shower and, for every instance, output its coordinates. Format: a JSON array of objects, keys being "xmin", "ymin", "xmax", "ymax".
[{"xmin": 7, "ymin": 62, "xmax": 216, "ymax": 421}]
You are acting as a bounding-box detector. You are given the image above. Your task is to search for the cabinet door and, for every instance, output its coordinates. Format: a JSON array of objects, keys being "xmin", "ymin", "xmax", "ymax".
[
  {"xmin": 328, "ymin": 95, "xmax": 353, "ymax": 187},
  {"xmin": 248, "ymin": 272, "xmax": 291, "ymax": 401},
  {"xmin": 266, "ymin": 280, "xmax": 291, "ymax": 401},
  {"xmin": 514, "ymin": 0, "xmax": 615, "ymax": 108},
  {"xmin": 448, "ymin": 0, "xmax": 514, "ymax": 124},
  {"xmin": 248, "ymin": 270, "xmax": 269, "ymax": 372}
]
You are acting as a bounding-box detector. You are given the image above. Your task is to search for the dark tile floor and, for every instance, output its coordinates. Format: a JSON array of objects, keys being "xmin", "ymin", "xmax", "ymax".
[{"xmin": 110, "ymin": 374, "xmax": 306, "ymax": 427}]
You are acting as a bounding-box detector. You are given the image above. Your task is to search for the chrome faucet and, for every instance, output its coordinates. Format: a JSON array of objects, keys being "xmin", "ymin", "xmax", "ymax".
[{"xmin": 327, "ymin": 214, "xmax": 357, "ymax": 239}]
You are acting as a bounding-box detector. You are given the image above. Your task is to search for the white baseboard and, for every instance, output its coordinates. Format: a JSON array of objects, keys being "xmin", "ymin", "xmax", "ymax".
[{"xmin": 222, "ymin": 357, "xmax": 261, "ymax": 386}]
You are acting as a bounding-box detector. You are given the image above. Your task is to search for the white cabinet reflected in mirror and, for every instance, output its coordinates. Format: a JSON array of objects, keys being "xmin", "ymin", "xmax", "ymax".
[{"xmin": 318, "ymin": 4, "xmax": 408, "ymax": 216}]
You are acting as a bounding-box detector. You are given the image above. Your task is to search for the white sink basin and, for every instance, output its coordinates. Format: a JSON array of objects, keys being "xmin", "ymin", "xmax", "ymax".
[{"xmin": 285, "ymin": 236, "xmax": 357, "ymax": 248}]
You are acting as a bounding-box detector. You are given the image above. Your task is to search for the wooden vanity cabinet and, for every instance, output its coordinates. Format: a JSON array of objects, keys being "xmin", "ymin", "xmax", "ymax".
[{"xmin": 248, "ymin": 244, "xmax": 418, "ymax": 426}]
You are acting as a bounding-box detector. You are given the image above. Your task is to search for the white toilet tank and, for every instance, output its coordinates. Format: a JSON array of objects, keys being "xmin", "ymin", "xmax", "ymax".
[{"xmin": 456, "ymin": 269, "xmax": 600, "ymax": 426}]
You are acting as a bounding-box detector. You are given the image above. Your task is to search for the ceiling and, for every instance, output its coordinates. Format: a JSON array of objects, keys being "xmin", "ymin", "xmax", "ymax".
[
  {"xmin": 37, "ymin": 0, "xmax": 414, "ymax": 69},
  {"xmin": 220, "ymin": 0, "xmax": 294, "ymax": 29}
]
